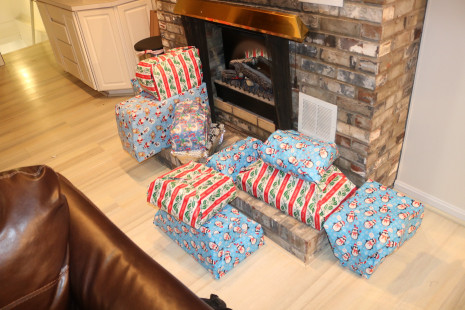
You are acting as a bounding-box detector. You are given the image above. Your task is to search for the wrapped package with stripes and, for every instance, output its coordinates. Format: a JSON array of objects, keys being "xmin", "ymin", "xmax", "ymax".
[
  {"xmin": 147, "ymin": 162, "xmax": 237, "ymax": 229},
  {"xmin": 236, "ymin": 159, "xmax": 357, "ymax": 230},
  {"xmin": 135, "ymin": 46, "xmax": 203, "ymax": 101}
]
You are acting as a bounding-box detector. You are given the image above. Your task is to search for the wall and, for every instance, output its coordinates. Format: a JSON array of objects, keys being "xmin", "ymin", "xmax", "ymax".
[
  {"xmin": 395, "ymin": 0, "xmax": 465, "ymax": 220},
  {"xmin": 155, "ymin": 0, "xmax": 427, "ymax": 187}
]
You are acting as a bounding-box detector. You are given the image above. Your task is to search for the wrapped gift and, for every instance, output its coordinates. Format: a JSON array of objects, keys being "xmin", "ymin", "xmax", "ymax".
[
  {"xmin": 259, "ymin": 129, "xmax": 339, "ymax": 183},
  {"xmin": 324, "ymin": 180, "xmax": 424, "ymax": 278},
  {"xmin": 170, "ymin": 96, "xmax": 211, "ymax": 159},
  {"xmin": 236, "ymin": 159, "xmax": 357, "ymax": 230},
  {"xmin": 206, "ymin": 137, "xmax": 262, "ymax": 180},
  {"xmin": 154, "ymin": 204, "xmax": 265, "ymax": 279},
  {"xmin": 147, "ymin": 162, "xmax": 237, "ymax": 229},
  {"xmin": 115, "ymin": 83, "xmax": 208, "ymax": 162},
  {"xmin": 135, "ymin": 46, "xmax": 203, "ymax": 101}
]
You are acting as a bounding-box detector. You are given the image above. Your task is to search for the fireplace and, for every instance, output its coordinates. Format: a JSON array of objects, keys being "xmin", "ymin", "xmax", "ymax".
[
  {"xmin": 174, "ymin": 0, "xmax": 308, "ymax": 139},
  {"xmin": 160, "ymin": 0, "xmax": 428, "ymax": 187}
]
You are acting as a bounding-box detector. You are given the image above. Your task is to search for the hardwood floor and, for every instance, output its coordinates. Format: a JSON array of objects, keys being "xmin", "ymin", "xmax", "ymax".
[{"xmin": 1, "ymin": 42, "xmax": 465, "ymax": 310}]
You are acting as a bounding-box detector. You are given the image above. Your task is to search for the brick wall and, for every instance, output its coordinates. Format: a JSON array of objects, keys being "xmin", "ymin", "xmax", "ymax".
[{"xmin": 154, "ymin": 0, "xmax": 427, "ymax": 187}]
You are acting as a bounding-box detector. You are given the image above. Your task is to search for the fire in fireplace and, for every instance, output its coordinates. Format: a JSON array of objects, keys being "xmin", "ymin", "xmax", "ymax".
[
  {"xmin": 215, "ymin": 27, "xmax": 277, "ymax": 122},
  {"xmin": 174, "ymin": 0, "xmax": 308, "ymax": 136}
]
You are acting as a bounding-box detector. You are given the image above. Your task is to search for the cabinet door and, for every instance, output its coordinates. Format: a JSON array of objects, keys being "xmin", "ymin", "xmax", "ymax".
[
  {"xmin": 63, "ymin": 13, "xmax": 95, "ymax": 89},
  {"xmin": 36, "ymin": 2, "xmax": 64, "ymax": 69},
  {"xmin": 77, "ymin": 9, "xmax": 132, "ymax": 91},
  {"xmin": 117, "ymin": 0, "xmax": 152, "ymax": 77}
]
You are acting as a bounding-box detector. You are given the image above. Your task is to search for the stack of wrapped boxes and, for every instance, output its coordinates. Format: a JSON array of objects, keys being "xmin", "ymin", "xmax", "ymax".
[
  {"xmin": 115, "ymin": 46, "xmax": 212, "ymax": 162},
  {"xmin": 204, "ymin": 129, "xmax": 425, "ymax": 279}
]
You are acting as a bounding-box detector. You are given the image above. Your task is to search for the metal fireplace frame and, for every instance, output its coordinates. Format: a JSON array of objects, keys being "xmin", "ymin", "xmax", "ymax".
[{"xmin": 174, "ymin": 0, "xmax": 308, "ymax": 129}]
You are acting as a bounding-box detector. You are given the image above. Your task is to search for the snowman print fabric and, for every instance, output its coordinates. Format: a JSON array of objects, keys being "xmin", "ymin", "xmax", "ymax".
[
  {"xmin": 206, "ymin": 137, "xmax": 262, "ymax": 180},
  {"xmin": 324, "ymin": 180, "xmax": 424, "ymax": 279},
  {"xmin": 154, "ymin": 204, "xmax": 265, "ymax": 279},
  {"xmin": 259, "ymin": 130, "xmax": 339, "ymax": 183}
]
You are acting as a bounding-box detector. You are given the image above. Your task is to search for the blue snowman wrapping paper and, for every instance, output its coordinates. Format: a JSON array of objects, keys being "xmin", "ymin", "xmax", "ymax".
[
  {"xmin": 205, "ymin": 137, "xmax": 262, "ymax": 180},
  {"xmin": 154, "ymin": 204, "xmax": 265, "ymax": 279},
  {"xmin": 115, "ymin": 83, "xmax": 208, "ymax": 162},
  {"xmin": 259, "ymin": 129, "xmax": 338, "ymax": 183},
  {"xmin": 324, "ymin": 180, "xmax": 424, "ymax": 279}
]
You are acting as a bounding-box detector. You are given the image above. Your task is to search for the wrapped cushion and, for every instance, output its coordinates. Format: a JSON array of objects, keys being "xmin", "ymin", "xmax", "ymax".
[
  {"xmin": 206, "ymin": 137, "xmax": 262, "ymax": 180},
  {"xmin": 135, "ymin": 46, "xmax": 203, "ymax": 101},
  {"xmin": 170, "ymin": 95, "xmax": 211, "ymax": 158},
  {"xmin": 154, "ymin": 204, "xmax": 265, "ymax": 279},
  {"xmin": 324, "ymin": 180, "xmax": 424, "ymax": 279},
  {"xmin": 259, "ymin": 129, "xmax": 338, "ymax": 183},
  {"xmin": 147, "ymin": 162, "xmax": 237, "ymax": 229},
  {"xmin": 236, "ymin": 159, "xmax": 356, "ymax": 230},
  {"xmin": 115, "ymin": 83, "xmax": 208, "ymax": 162}
]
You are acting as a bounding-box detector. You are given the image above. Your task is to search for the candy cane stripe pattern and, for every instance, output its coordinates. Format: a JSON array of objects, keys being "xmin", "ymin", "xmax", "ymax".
[
  {"xmin": 147, "ymin": 162, "xmax": 237, "ymax": 229},
  {"xmin": 135, "ymin": 46, "xmax": 203, "ymax": 101},
  {"xmin": 236, "ymin": 159, "xmax": 356, "ymax": 230}
]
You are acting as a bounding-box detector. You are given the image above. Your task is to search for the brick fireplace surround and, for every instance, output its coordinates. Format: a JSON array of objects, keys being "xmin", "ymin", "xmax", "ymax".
[{"xmin": 155, "ymin": 0, "xmax": 427, "ymax": 187}]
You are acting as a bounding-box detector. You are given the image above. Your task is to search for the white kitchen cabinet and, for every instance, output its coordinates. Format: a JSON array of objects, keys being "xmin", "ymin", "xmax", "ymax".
[{"xmin": 37, "ymin": 0, "xmax": 152, "ymax": 93}]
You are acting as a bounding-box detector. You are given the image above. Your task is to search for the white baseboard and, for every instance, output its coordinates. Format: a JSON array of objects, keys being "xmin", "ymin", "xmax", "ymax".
[{"xmin": 394, "ymin": 180, "xmax": 465, "ymax": 222}]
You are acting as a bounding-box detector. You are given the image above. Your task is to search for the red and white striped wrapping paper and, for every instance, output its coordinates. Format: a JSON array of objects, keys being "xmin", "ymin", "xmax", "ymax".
[
  {"xmin": 136, "ymin": 46, "xmax": 203, "ymax": 101},
  {"xmin": 236, "ymin": 159, "xmax": 357, "ymax": 230},
  {"xmin": 147, "ymin": 162, "xmax": 237, "ymax": 229}
]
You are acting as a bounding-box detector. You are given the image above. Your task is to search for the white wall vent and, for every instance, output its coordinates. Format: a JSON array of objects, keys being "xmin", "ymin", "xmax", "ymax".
[{"xmin": 298, "ymin": 92, "xmax": 337, "ymax": 142}]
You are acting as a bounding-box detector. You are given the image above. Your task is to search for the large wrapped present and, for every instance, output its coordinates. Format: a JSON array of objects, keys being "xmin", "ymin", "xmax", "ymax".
[
  {"xmin": 154, "ymin": 204, "xmax": 265, "ymax": 279},
  {"xmin": 324, "ymin": 180, "xmax": 424, "ymax": 279},
  {"xmin": 206, "ymin": 137, "xmax": 262, "ymax": 180},
  {"xmin": 259, "ymin": 129, "xmax": 339, "ymax": 183},
  {"xmin": 236, "ymin": 159, "xmax": 356, "ymax": 230},
  {"xmin": 147, "ymin": 162, "xmax": 237, "ymax": 229},
  {"xmin": 170, "ymin": 95, "xmax": 211, "ymax": 159},
  {"xmin": 135, "ymin": 46, "xmax": 203, "ymax": 101},
  {"xmin": 115, "ymin": 83, "xmax": 208, "ymax": 162}
]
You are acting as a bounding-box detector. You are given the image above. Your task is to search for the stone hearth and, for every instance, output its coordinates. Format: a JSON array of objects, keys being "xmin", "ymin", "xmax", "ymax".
[{"xmin": 155, "ymin": 0, "xmax": 427, "ymax": 188}]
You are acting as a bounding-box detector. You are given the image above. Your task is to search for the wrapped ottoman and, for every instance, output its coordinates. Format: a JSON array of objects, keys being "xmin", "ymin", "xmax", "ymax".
[
  {"xmin": 135, "ymin": 46, "xmax": 203, "ymax": 101},
  {"xmin": 237, "ymin": 159, "xmax": 356, "ymax": 230},
  {"xmin": 115, "ymin": 83, "xmax": 209, "ymax": 162},
  {"xmin": 147, "ymin": 162, "xmax": 237, "ymax": 229},
  {"xmin": 324, "ymin": 180, "xmax": 424, "ymax": 278},
  {"xmin": 154, "ymin": 204, "xmax": 265, "ymax": 279}
]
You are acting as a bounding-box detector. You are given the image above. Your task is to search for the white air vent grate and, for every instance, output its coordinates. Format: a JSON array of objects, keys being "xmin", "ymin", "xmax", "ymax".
[{"xmin": 298, "ymin": 92, "xmax": 337, "ymax": 142}]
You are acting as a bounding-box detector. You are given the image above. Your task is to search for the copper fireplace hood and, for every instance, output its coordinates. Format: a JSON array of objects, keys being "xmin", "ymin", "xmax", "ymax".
[{"xmin": 174, "ymin": 0, "xmax": 308, "ymax": 42}]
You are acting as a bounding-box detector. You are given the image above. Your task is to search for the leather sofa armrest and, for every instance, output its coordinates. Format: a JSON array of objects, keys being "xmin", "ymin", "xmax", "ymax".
[{"xmin": 57, "ymin": 174, "xmax": 211, "ymax": 310}]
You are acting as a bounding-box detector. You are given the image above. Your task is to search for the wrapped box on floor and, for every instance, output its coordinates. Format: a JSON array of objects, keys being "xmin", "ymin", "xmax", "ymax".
[
  {"xmin": 115, "ymin": 83, "xmax": 208, "ymax": 162},
  {"xmin": 324, "ymin": 179, "xmax": 424, "ymax": 279},
  {"xmin": 154, "ymin": 204, "xmax": 265, "ymax": 279}
]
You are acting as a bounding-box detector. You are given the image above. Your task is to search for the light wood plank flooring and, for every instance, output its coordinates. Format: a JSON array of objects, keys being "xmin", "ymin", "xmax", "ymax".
[{"xmin": 1, "ymin": 42, "xmax": 464, "ymax": 310}]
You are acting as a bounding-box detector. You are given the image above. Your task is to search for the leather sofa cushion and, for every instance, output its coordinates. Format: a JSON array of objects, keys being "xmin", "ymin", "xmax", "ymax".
[{"xmin": 0, "ymin": 166, "xmax": 70, "ymax": 309}]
